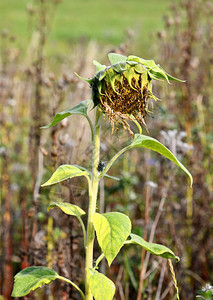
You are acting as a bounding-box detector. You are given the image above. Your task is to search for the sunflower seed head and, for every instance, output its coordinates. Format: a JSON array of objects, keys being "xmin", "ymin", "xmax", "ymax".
[{"xmin": 77, "ymin": 53, "xmax": 183, "ymax": 137}]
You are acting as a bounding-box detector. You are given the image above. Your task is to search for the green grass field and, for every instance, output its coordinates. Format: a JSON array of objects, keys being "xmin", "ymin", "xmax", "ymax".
[{"xmin": 0, "ymin": 0, "xmax": 173, "ymax": 56}]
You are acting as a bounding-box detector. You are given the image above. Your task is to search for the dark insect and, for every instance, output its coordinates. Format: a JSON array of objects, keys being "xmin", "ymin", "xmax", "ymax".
[{"xmin": 97, "ymin": 161, "xmax": 106, "ymax": 172}]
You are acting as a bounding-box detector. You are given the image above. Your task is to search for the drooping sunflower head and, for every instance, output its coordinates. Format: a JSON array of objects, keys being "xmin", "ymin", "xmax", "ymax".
[{"xmin": 78, "ymin": 53, "xmax": 183, "ymax": 137}]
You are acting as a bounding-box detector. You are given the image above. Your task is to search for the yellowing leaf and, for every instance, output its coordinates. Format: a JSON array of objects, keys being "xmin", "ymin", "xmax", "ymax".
[
  {"xmin": 87, "ymin": 268, "xmax": 115, "ymax": 300},
  {"xmin": 41, "ymin": 165, "xmax": 89, "ymax": 187},
  {"xmin": 93, "ymin": 212, "xmax": 131, "ymax": 266},
  {"xmin": 48, "ymin": 202, "xmax": 85, "ymax": 217},
  {"xmin": 129, "ymin": 234, "xmax": 179, "ymax": 261}
]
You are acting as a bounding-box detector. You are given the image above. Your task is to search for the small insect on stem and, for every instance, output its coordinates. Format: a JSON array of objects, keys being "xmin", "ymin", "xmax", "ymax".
[{"xmin": 97, "ymin": 161, "xmax": 106, "ymax": 172}]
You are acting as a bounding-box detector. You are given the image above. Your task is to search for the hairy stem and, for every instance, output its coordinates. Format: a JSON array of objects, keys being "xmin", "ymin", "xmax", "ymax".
[{"xmin": 85, "ymin": 107, "xmax": 102, "ymax": 299}]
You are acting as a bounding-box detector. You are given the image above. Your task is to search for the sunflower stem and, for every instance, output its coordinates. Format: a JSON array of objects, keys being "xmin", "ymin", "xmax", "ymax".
[{"xmin": 85, "ymin": 107, "xmax": 102, "ymax": 300}]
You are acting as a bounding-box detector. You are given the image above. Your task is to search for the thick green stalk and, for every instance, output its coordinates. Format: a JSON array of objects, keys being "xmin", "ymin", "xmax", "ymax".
[{"xmin": 85, "ymin": 108, "xmax": 102, "ymax": 300}]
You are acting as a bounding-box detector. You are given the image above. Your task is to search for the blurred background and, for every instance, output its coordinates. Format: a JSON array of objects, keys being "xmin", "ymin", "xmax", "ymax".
[{"xmin": 0, "ymin": 0, "xmax": 213, "ymax": 299}]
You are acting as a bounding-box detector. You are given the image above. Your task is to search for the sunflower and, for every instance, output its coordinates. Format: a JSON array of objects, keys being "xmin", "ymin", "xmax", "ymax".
[{"xmin": 77, "ymin": 53, "xmax": 183, "ymax": 137}]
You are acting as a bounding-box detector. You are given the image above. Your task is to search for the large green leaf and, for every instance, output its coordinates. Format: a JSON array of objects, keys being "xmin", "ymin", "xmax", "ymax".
[
  {"xmin": 87, "ymin": 268, "xmax": 115, "ymax": 300},
  {"xmin": 130, "ymin": 134, "xmax": 193, "ymax": 187},
  {"xmin": 48, "ymin": 202, "xmax": 85, "ymax": 217},
  {"xmin": 93, "ymin": 212, "xmax": 131, "ymax": 266},
  {"xmin": 12, "ymin": 267, "xmax": 60, "ymax": 297},
  {"xmin": 99, "ymin": 134, "xmax": 192, "ymax": 187},
  {"xmin": 128, "ymin": 234, "xmax": 179, "ymax": 261},
  {"xmin": 41, "ymin": 165, "xmax": 90, "ymax": 187}
]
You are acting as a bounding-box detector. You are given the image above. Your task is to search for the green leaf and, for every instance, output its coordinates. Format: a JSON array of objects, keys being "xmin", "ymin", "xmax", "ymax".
[
  {"xmin": 87, "ymin": 268, "xmax": 115, "ymax": 300},
  {"xmin": 108, "ymin": 53, "xmax": 127, "ymax": 65},
  {"xmin": 41, "ymin": 100, "xmax": 94, "ymax": 139},
  {"xmin": 134, "ymin": 63, "xmax": 147, "ymax": 74},
  {"xmin": 93, "ymin": 60, "xmax": 106, "ymax": 73},
  {"xmin": 130, "ymin": 134, "xmax": 193, "ymax": 187},
  {"xmin": 48, "ymin": 201, "xmax": 87, "ymax": 249},
  {"xmin": 93, "ymin": 212, "xmax": 131, "ymax": 266},
  {"xmin": 41, "ymin": 165, "xmax": 90, "ymax": 187},
  {"xmin": 112, "ymin": 62, "xmax": 127, "ymax": 73},
  {"xmin": 128, "ymin": 55, "xmax": 157, "ymax": 69},
  {"xmin": 127, "ymin": 55, "xmax": 184, "ymax": 83},
  {"xmin": 48, "ymin": 202, "xmax": 85, "ymax": 217},
  {"xmin": 74, "ymin": 73, "xmax": 93, "ymax": 85},
  {"xmin": 149, "ymin": 68, "xmax": 185, "ymax": 83},
  {"xmin": 12, "ymin": 267, "xmax": 60, "ymax": 297},
  {"xmin": 41, "ymin": 100, "xmax": 90, "ymax": 128},
  {"xmin": 129, "ymin": 234, "xmax": 180, "ymax": 261},
  {"xmin": 166, "ymin": 72, "xmax": 185, "ymax": 82}
]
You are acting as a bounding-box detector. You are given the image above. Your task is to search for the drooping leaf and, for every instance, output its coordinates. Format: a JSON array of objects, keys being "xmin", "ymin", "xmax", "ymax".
[
  {"xmin": 129, "ymin": 234, "xmax": 180, "ymax": 261},
  {"xmin": 41, "ymin": 100, "xmax": 93, "ymax": 139},
  {"xmin": 12, "ymin": 267, "xmax": 60, "ymax": 297},
  {"xmin": 105, "ymin": 67, "xmax": 120, "ymax": 94},
  {"xmin": 48, "ymin": 202, "xmax": 85, "ymax": 217},
  {"xmin": 93, "ymin": 212, "xmax": 131, "ymax": 266},
  {"xmin": 149, "ymin": 68, "xmax": 185, "ymax": 83},
  {"xmin": 87, "ymin": 268, "xmax": 115, "ymax": 300},
  {"xmin": 139, "ymin": 59, "xmax": 170, "ymax": 83},
  {"xmin": 48, "ymin": 201, "xmax": 87, "ymax": 249},
  {"xmin": 166, "ymin": 72, "xmax": 185, "ymax": 82},
  {"xmin": 41, "ymin": 165, "xmax": 90, "ymax": 187},
  {"xmin": 108, "ymin": 53, "xmax": 127, "ymax": 65},
  {"xmin": 130, "ymin": 134, "xmax": 193, "ymax": 187}
]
